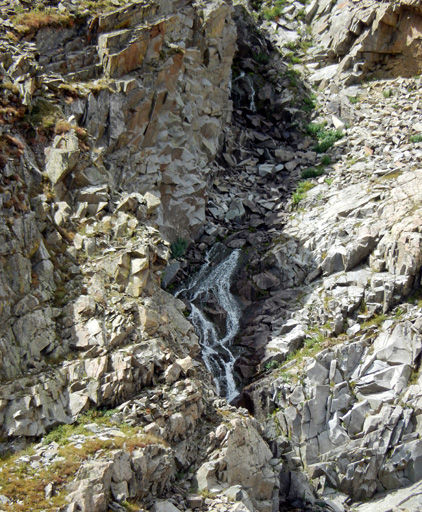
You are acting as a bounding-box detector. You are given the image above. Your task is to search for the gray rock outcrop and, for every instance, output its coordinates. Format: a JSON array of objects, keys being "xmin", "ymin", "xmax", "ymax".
[{"xmin": 2, "ymin": 0, "xmax": 422, "ymax": 511}]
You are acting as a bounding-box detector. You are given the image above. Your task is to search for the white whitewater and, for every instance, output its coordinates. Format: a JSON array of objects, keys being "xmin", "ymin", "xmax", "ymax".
[
  {"xmin": 232, "ymin": 70, "xmax": 256, "ymax": 112},
  {"xmin": 178, "ymin": 247, "xmax": 242, "ymax": 402}
]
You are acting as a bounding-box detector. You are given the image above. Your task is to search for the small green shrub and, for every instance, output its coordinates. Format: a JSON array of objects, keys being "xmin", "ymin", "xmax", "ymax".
[
  {"xmin": 170, "ymin": 238, "xmax": 188, "ymax": 259},
  {"xmin": 292, "ymin": 191, "xmax": 304, "ymax": 205},
  {"xmin": 313, "ymin": 139, "xmax": 335, "ymax": 153},
  {"xmin": 283, "ymin": 68, "xmax": 301, "ymax": 88},
  {"xmin": 42, "ymin": 424, "xmax": 72, "ymax": 445},
  {"xmin": 410, "ymin": 134, "xmax": 422, "ymax": 143},
  {"xmin": 301, "ymin": 167, "xmax": 324, "ymax": 179},
  {"xmin": 264, "ymin": 360, "xmax": 280, "ymax": 371},
  {"xmin": 314, "ymin": 135, "xmax": 343, "ymax": 153},
  {"xmin": 251, "ymin": 0, "xmax": 264, "ymax": 10},
  {"xmin": 285, "ymin": 52, "xmax": 302, "ymax": 64},
  {"xmin": 360, "ymin": 313, "xmax": 387, "ymax": 329},
  {"xmin": 305, "ymin": 122, "xmax": 326, "ymax": 137},
  {"xmin": 300, "ymin": 39, "xmax": 314, "ymax": 52},
  {"xmin": 301, "ymin": 157, "xmax": 332, "ymax": 180},
  {"xmin": 348, "ymin": 95, "xmax": 359, "ymax": 104},
  {"xmin": 292, "ymin": 180, "xmax": 316, "ymax": 206},
  {"xmin": 285, "ymin": 40, "xmax": 298, "ymax": 51},
  {"xmin": 305, "ymin": 122, "xmax": 344, "ymax": 153},
  {"xmin": 302, "ymin": 94, "xmax": 316, "ymax": 112},
  {"xmin": 296, "ymin": 180, "xmax": 316, "ymax": 194},
  {"xmin": 303, "ymin": 334, "xmax": 324, "ymax": 352},
  {"xmin": 262, "ymin": 0, "xmax": 286, "ymax": 20},
  {"xmin": 383, "ymin": 88, "xmax": 392, "ymax": 98},
  {"xmin": 252, "ymin": 51, "xmax": 270, "ymax": 65},
  {"xmin": 284, "ymin": 332, "xmax": 326, "ymax": 365}
]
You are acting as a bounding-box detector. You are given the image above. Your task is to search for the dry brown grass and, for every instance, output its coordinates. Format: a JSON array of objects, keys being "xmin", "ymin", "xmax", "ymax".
[
  {"xmin": 54, "ymin": 119, "xmax": 72, "ymax": 135},
  {"xmin": 12, "ymin": 10, "xmax": 75, "ymax": 37},
  {"xmin": 74, "ymin": 125, "xmax": 88, "ymax": 140},
  {"xmin": 58, "ymin": 83, "xmax": 79, "ymax": 97},
  {"xmin": 0, "ymin": 447, "xmax": 71, "ymax": 511},
  {"xmin": 15, "ymin": 201, "xmax": 29, "ymax": 212},
  {"xmin": 0, "ymin": 432, "xmax": 169, "ymax": 511},
  {"xmin": 126, "ymin": 434, "xmax": 169, "ymax": 452},
  {"xmin": 0, "ymin": 405, "xmax": 171, "ymax": 511}
]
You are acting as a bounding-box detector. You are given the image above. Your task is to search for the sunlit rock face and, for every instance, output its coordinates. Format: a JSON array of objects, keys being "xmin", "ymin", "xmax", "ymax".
[
  {"xmin": 12, "ymin": 0, "xmax": 237, "ymax": 241},
  {"xmin": 309, "ymin": 0, "xmax": 422, "ymax": 84},
  {"xmin": 3, "ymin": 0, "xmax": 422, "ymax": 511}
]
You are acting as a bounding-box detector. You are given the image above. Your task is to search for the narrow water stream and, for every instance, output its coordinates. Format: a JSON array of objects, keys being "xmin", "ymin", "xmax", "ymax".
[
  {"xmin": 176, "ymin": 245, "xmax": 242, "ymax": 402},
  {"xmin": 231, "ymin": 70, "xmax": 256, "ymax": 112}
]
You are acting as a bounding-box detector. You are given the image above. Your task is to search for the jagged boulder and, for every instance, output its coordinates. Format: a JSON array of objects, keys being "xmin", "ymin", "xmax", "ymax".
[{"xmin": 197, "ymin": 416, "xmax": 279, "ymax": 512}]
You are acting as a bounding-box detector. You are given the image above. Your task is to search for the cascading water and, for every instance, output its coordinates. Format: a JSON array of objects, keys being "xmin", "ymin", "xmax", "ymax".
[
  {"xmin": 176, "ymin": 245, "xmax": 242, "ymax": 402},
  {"xmin": 232, "ymin": 70, "xmax": 256, "ymax": 112}
]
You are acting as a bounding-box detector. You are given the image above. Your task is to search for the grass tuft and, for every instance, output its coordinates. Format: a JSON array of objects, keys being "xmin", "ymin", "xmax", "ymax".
[
  {"xmin": 262, "ymin": 0, "xmax": 286, "ymax": 20},
  {"xmin": 410, "ymin": 134, "xmax": 422, "ymax": 143},
  {"xmin": 301, "ymin": 167, "xmax": 324, "ymax": 179},
  {"xmin": 252, "ymin": 51, "xmax": 270, "ymax": 65},
  {"xmin": 12, "ymin": 9, "xmax": 75, "ymax": 37},
  {"xmin": 292, "ymin": 180, "xmax": 316, "ymax": 206},
  {"xmin": 305, "ymin": 122, "xmax": 343, "ymax": 153},
  {"xmin": 170, "ymin": 238, "xmax": 188, "ymax": 259}
]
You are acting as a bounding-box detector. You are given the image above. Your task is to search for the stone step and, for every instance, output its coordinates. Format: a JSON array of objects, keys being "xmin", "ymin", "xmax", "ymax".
[
  {"xmin": 65, "ymin": 63, "xmax": 104, "ymax": 82},
  {"xmin": 42, "ymin": 49, "xmax": 101, "ymax": 76}
]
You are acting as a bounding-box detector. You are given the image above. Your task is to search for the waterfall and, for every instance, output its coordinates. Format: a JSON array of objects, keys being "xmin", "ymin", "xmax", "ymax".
[
  {"xmin": 177, "ymin": 245, "xmax": 242, "ymax": 402},
  {"xmin": 245, "ymin": 74, "xmax": 257, "ymax": 112},
  {"xmin": 232, "ymin": 70, "xmax": 257, "ymax": 112}
]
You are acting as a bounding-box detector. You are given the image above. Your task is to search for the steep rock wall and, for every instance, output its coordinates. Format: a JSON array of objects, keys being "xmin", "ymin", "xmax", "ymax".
[
  {"xmin": 0, "ymin": 2, "xmax": 283, "ymax": 511},
  {"xmin": 305, "ymin": 0, "xmax": 422, "ymax": 84},
  {"xmin": 0, "ymin": 0, "xmax": 236, "ymax": 385},
  {"xmin": 3, "ymin": 0, "xmax": 236, "ymax": 240}
]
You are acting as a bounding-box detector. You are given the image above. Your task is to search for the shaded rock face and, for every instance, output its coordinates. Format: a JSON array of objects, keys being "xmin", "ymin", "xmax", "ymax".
[{"xmin": 225, "ymin": 66, "xmax": 422, "ymax": 506}]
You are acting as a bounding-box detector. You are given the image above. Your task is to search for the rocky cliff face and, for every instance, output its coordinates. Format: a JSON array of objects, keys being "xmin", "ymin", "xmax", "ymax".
[
  {"xmin": 306, "ymin": 0, "xmax": 422, "ymax": 84},
  {"xmin": 1, "ymin": 0, "xmax": 422, "ymax": 511},
  {"xmin": 2, "ymin": 0, "xmax": 236, "ymax": 240},
  {"xmin": 0, "ymin": 0, "xmax": 236, "ymax": 426}
]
